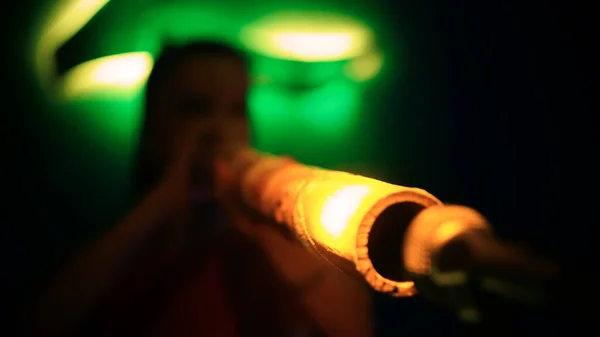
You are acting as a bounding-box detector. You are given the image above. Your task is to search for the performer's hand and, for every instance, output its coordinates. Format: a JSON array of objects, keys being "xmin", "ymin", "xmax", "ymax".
[
  {"xmin": 156, "ymin": 121, "xmax": 204, "ymax": 212},
  {"xmin": 213, "ymin": 156, "xmax": 332, "ymax": 283}
]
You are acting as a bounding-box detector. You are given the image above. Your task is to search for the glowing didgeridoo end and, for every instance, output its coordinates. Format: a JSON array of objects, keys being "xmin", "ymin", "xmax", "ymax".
[
  {"xmin": 261, "ymin": 166, "xmax": 441, "ymax": 297},
  {"xmin": 227, "ymin": 149, "xmax": 442, "ymax": 297}
]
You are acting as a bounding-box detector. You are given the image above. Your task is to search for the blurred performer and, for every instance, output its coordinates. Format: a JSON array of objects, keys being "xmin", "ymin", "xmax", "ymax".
[{"xmin": 32, "ymin": 41, "xmax": 373, "ymax": 337}]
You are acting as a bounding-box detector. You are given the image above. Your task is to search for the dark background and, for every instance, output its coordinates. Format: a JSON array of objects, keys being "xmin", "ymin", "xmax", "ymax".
[{"xmin": 4, "ymin": 0, "xmax": 597, "ymax": 336}]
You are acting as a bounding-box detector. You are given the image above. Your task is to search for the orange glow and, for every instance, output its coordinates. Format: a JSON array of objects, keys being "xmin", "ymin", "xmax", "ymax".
[
  {"xmin": 226, "ymin": 149, "xmax": 441, "ymax": 296},
  {"xmin": 320, "ymin": 185, "xmax": 370, "ymax": 238}
]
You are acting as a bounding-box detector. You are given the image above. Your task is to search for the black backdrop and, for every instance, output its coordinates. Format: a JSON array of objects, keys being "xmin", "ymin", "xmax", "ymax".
[{"xmin": 4, "ymin": 1, "xmax": 597, "ymax": 336}]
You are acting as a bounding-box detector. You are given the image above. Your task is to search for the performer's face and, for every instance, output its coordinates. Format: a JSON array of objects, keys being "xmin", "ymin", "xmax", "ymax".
[{"xmin": 147, "ymin": 55, "xmax": 251, "ymax": 186}]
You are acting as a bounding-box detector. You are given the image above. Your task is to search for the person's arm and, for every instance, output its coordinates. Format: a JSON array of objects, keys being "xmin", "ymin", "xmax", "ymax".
[
  {"xmin": 31, "ymin": 184, "xmax": 177, "ymax": 337},
  {"xmin": 300, "ymin": 266, "xmax": 374, "ymax": 337},
  {"xmin": 32, "ymin": 119, "xmax": 207, "ymax": 337},
  {"xmin": 219, "ymin": 167, "xmax": 374, "ymax": 336},
  {"xmin": 253, "ymin": 225, "xmax": 374, "ymax": 337}
]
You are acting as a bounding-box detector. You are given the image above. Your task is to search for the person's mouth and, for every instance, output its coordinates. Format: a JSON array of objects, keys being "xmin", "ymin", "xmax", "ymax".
[{"xmin": 190, "ymin": 169, "xmax": 215, "ymax": 203}]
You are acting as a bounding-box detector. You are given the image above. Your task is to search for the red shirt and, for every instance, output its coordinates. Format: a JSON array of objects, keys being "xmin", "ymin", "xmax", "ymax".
[{"xmin": 88, "ymin": 231, "xmax": 317, "ymax": 337}]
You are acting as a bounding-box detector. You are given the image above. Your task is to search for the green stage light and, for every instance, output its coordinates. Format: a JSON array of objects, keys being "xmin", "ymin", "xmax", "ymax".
[
  {"xmin": 240, "ymin": 11, "xmax": 374, "ymax": 62},
  {"xmin": 60, "ymin": 52, "xmax": 154, "ymax": 100},
  {"xmin": 33, "ymin": 0, "xmax": 387, "ymax": 167},
  {"xmin": 34, "ymin": 0, "xmax": 110, "ymax": 96}
]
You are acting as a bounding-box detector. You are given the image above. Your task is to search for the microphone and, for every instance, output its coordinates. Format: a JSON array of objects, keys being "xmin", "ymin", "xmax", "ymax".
[{"xmin": 403, "ymin": 205, "xmax": 558, "ymax": 322}]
